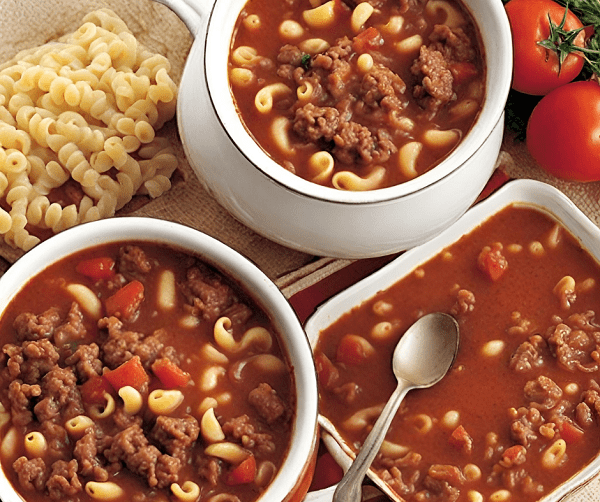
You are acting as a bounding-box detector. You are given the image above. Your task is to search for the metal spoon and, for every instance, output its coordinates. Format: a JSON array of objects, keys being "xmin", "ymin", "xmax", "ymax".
[{"xmin": 333, "ymin": 312, "xmax": 460, "ymax": 502}]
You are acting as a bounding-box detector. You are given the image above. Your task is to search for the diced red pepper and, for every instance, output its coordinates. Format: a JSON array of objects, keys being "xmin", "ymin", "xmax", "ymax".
[
  {"xmin": 336, "ymin": 334, "xmax": 374, "ymax": 366},
  {"xmin": 308, "ymin": 452, "xmax": 344, "ymax": 491},
  {"xmin": 151, "ymin": 358, "xmax": 191, "ymax": 389},
  {"xmin": 315, "ymin": 353, "xmax": 339, "ymax": 390},
  {"xmin": 448, "ymin": 425, "xmax": 473, "ymax": 454},
  {"xmin": 352, "ymin": 27, "xmax": 383, "ymax": 53},
  {"xmin": 449, "ymin": 62, "xmax": 479, "ymax": 86},
  {"xmin": 79, "ymin": 374, "xmax": 114, "ymax": 404},
  {"xmin": 477, "ymin": 244, "xmax": 508, "ymax": 281},
  {"xmin": 104, "ymin": 356, "xmax": 149, "ymax": 392},
  {"xmin": 225, "ymin": 454, "xmax": 256, "ymax": 486},
  {"xmin": 105, "ymin": 280, "xmax": 144, "ymax": 320},
  {"xmin": 558, "ymin": 420, "xmax": 584, "ymax": 443},
  {"xmin": 501, "ymin": 445, "xmax": 527, "ymax": 467},
  {"xmin": 75, "ymin": 257, "xmax": 116, "ymax": 281}
]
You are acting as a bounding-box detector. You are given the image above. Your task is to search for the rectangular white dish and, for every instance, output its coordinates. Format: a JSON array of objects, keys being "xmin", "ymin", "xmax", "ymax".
[{"xmin": 304, "ymin": 178, "xmax": 600, "ymax": 502}]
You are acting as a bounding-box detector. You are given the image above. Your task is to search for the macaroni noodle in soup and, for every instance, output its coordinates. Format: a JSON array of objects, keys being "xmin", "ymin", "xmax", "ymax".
[
  {"xmin": 315, "ymin": 206, "xmax": 600, "ymax": 501},
  {"xmin": 0, "ymin": 242, "xmax": 294, "ymax": 502},
  {"xmin": 229, "ymin": 0, "xmax": 485, "ymax": 190}
]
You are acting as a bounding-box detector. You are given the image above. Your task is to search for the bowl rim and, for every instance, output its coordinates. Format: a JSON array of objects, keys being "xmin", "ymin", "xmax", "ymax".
[
  {"xmin": 0, "ymin": 216, "xmax": 319, "ymax": 502},
  {"xmin": 201, "ymin": 0, "xmax": 513, "ymax": 204},
  {"xmin": 303, "ymin": 179, "xmax": 600, "ymax": 502}
]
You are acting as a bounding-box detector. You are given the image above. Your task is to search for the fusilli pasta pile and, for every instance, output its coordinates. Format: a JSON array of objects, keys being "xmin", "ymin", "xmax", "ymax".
[{"xmin": 0, "ymin": 8, "xmax": 179, "ymax": 251}]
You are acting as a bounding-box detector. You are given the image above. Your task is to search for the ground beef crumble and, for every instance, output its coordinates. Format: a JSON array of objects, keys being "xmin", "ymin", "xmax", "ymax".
[{"xmin": 1, "ymin": 243, "xmax": 294, "ymax": 502}]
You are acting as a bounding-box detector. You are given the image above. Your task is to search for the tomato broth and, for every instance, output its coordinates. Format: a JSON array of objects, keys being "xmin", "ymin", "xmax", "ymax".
[{"xmin": 315, "ymin": 205, "xmax": 600, "ymax": 501}]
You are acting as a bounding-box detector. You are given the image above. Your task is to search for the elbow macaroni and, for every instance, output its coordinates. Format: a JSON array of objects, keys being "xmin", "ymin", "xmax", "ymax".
[
  {"xmin": 85, "ymin": 481, "xmax": 124, "ymax": 501},
  {"xmin": 0, "ymin": 9, "xmax": 178, "ymax": 251},
  {"xmin": 303, "ymin": 1, "xmax": 337, "ymax": 29},
  {"xmin": 118, "ymin": 385, "xmax": 143, "ymax": 415},
  {"xmin": 171, "ymin": 481, "xmax": 200, "ymax": 502},
  {"xmin": 255, "ymin": 83, "xmax": 292, "ymax": 114},
  {"xmin": 425, "ymin": 0, "xmax": 466, "ymax": 28},
  {"xmin": 205, "ymin": 442, "xmax": 249, "ymax": 464},
  {"xmin": 351, "ymin": 3, "xmax": 375, "ymax": 33},
  {"xmin": 88, "ymin": 392, "xmax": 116, "ymax": 419},
  {"xmin": 332, "ymin": 166, "xmax": 386, "ymax": 191},
  {"xmin": 24, "ymin": 431, "xmax": 47, "ymax": 458},
  {"xmin": 307, "ymin": 151, "xmax": 334, "ymax": 184},
  {"xmin": 148, "ymin": 389, "xmax": 184, "ymax": 415},
  {"xmin": 213, "ymin": 317, "xmax": 273, "ymax": 354}
]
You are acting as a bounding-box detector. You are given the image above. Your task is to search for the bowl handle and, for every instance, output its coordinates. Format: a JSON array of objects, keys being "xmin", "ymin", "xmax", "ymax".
[{"xmin": 149, "ymin": 0, "xmax": 212, "ymax": 36}]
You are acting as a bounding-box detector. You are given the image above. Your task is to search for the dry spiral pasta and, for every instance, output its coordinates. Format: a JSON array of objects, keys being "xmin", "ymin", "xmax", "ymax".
[{"xmin": 0, "ymin": 8, "xmax": 179, "ymax": 251}]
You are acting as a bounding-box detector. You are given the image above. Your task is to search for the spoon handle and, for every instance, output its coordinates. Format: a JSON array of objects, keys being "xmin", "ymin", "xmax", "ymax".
[{"xmin": 333, "ymin": 378, "xmax": 411, "ymax": 502}]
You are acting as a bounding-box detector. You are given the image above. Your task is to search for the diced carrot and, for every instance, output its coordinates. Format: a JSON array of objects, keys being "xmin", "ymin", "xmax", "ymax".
[
  {"xmin": 225, "ymin": 454, "xmax": 256, "ymax": 486},
  {"xmin": 76, "ymin": 257, "xmax": 116, "ymax": 281},
  {"xmin": 352, "ymin": 27, "xmax": 383, "ymax": 53},
  {"xmin": 501, "ymin": 445, "xmax": 526, "ymax": 467},
  {"xmin": 105, "ymin": 280, "xmax": 144, "ymax": 320},
  {"xmin": 104, "ymin": 356, "xmax": 149, "ymax": 392},
  {"xmin": 558, "ymin": 420, "xmax": 584, "ymax": 443},
  {"xmin": 79, "ymin": 374, "xmax": 114, "ymax": 404},
  {"xmin": 448, "ymin": 425, "xmax": 473, "ymax": 454},
  {"xmin": 477, "ymin": 244, "xmax": 508, "ymax": 281},
  {"xmin": 151, "ymin": 358, "xmax": 191, "ymax": 389}
]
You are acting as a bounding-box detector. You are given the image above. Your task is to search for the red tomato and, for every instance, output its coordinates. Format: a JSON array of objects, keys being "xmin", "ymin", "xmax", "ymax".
[
  {"xmin": 105, "ymin": 280, "xmax": 144, "ymax": 320},
  {"xmin": 505, "ymin": 0, "xmax": 585, "ymax": 95},
  {"xmin": 526, "ymin": 80, "xmax": 600, "ymax": 181},
  {"xmin": 477, "ymin": 244, "xmax": 508, "ymax": 282},
  {"xmin": 448, "ymin": 425, "xmax": 473, "ymax": 453},
  {"xmin": 558, "ymin": 420, "xmax": 584, "ymax": 443},
  {"xmin": 352, "ymin": 27, "xmax": 383, "ymax": 53},
  {"xmin": 75, "ymin": 257, "xmax": 116, "ymax": 280},
  {"xmin": 308, "ymin": 452, "xmax": 344, "ymax": 491},
  {"xmin": 501, "ymin": 445, "xmax": 526, "ymax": 466},
  {"xmin": 151, "ymin": 358, "xmax": 191, "ymax": 388},
  {"xmin": 104, "ymin": 356, "xmax": 149, "ymax": 392},
  {"xmin": 225, "ymin": 455, "xmax": 256, "ymax": 485}
]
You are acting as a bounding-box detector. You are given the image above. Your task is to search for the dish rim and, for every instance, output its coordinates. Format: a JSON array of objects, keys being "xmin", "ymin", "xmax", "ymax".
[
  {"xmin": 201, "ymin": 0, "xmax": 513, "ymax": 204},
  {"xmin": 0, "ymin": 216, "xmax": 319, "ymax": 502},
  {"xmin": 304, "ymin": 178, "xmax": 600, "ymax": 502}
]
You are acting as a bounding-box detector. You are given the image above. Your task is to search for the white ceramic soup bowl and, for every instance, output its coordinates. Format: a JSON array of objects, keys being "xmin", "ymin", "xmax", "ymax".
[
  {"xmin": 0, "ymin": 216, "xmax": 319, "ymax": 502},
  {"xmin": 152, "ymin": 0, "xmax": 512, "ymax": 258},
  {"xmin": 304, "ymin": 179, "xmax": 600, "ymax": 502}
]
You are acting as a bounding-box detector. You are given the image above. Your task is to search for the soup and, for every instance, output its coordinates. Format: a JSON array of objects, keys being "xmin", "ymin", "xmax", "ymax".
[
  {"xmin": 314, "ymin": 206, "xmax": 600, "ymax": 501},
  {"xmin": 0, "ymin": 242, "xmax": 294, "ymax": 502},
  {"xmin": 229, "ymin": 0, "xmax": 485, "ymax": 190}
]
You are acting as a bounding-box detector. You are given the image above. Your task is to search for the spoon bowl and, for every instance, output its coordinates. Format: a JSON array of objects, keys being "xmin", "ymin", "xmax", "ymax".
[
  {"xmin": 333, "ymin": 312, "xmax": 460, "ymax": 502},
  {"xmin": 393, "ymin": 312, "xmax": 461, "ymax": 387}
]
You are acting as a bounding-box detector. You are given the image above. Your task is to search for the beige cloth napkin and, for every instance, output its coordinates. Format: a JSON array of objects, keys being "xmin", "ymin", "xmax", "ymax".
[{"xmin": 501, "ymin": 129, "xmax": 600, "ymax": 226}]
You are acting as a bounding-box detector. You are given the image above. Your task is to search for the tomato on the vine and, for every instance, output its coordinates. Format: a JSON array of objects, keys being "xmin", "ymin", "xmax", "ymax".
[
  {"xmin": 505, "ymin": 0, "xmax": 586, "ymax": 95},
  {"xmin": 526, "ymin": 80, "xmax": 600, "ymax": 181}
]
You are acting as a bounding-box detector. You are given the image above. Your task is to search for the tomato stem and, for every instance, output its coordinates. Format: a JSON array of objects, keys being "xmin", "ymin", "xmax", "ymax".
[
  {"xmin": 537, "ymin": 3, "xmax": 598, "ymax": 75},
  {"xmin": 554, "ymin": 0, "xmax": 600, "ymax": 78}
]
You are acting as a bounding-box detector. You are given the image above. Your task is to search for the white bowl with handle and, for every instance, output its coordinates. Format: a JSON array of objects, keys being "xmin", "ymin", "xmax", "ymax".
[{"xmin": 152, "ymin": 0, "xmax": 512, "ymax": 258}]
